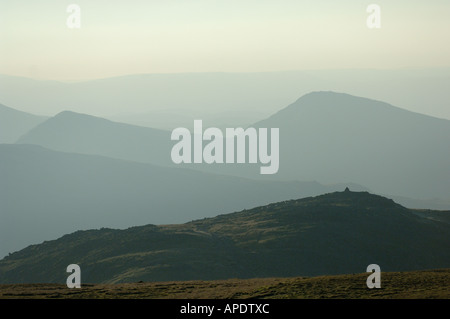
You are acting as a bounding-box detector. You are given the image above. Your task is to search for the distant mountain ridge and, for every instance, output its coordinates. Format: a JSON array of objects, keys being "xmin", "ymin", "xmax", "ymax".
[
  {"xmin": 14, "ymin": 91, "xmax": 450, "ymax": 207},
  {"xmin": 2, "ymin": 70, "xmax": 450, "ymax": 121},
  {"xmin": 17, "ymin": 110, "xmax": 172, "ymax": 167},
  {"xmin": 1, "ymin": 189, "xmax": 448, "ymax": 284}
]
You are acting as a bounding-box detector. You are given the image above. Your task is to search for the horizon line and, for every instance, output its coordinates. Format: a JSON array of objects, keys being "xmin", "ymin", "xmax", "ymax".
[{"xmin": 2, "ymin": 66, "xmax": 450, "ymax": 83}]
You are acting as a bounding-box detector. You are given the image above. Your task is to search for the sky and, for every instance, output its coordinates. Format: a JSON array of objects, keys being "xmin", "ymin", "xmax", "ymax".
[{"xmin": 0, "ymin": 1, "xmax": 449, "ymax": 81}]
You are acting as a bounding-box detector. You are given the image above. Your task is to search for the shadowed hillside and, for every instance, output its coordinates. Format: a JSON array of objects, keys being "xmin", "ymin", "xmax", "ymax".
[{"xmin": 1, "ymin": 189, "xmax": 448, "ymax": 284}]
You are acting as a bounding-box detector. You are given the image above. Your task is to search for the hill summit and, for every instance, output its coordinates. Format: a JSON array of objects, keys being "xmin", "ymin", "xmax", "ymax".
[{"xmin": 254, "ymin": 91, "xmax": 450, "ymax": 201}]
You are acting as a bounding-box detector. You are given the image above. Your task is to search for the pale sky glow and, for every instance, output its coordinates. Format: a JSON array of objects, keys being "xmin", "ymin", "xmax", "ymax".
[{"xmin": 0, "ymin": 0, "xmax": 449, "ymax": 80}]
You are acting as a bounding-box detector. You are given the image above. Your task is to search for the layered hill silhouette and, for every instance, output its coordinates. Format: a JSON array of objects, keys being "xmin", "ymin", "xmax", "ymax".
[
  {"xmin": 15, "ymin": 92, "xmax": 450, "ymax": 205},
  {"xmin": 0, "ymin": 104, "xmax": 47, "ymax": 143},
  {"xmin": 16, "ymin": 111, "xmax": 172, "ymax": 167},
  {"xmin": 0, "ymin": 144, "xmax": 353, "ymax": 259},
  {"xmin": 1, "ymin": 189, "xmax": 448, "ymax": 284}
]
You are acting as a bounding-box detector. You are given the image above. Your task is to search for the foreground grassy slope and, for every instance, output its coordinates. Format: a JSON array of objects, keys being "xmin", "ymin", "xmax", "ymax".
[
  {"xmin": 1, "ymin": 190, "xmax": 449, "ymax": 284},
  {"xmin": 0, "ymin": 269, "xmax": 448, "ymax": 299}
]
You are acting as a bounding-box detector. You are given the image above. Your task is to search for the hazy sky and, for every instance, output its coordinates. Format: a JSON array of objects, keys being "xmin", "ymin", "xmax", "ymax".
[{"xmin": 1, "ymin": 1, "xmax": 449, "ymax": 80}]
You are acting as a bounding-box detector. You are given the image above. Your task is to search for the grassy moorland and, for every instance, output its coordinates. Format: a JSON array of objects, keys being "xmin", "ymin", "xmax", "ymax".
[{"xmin": 0, "ymin": 269, "xmax": 448, "ymax": 299}]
